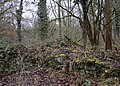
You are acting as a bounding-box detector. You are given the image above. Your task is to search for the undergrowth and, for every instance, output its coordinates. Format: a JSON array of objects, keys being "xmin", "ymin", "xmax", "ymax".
[{"xmin": 0, "ymin": 41, "xmax": 120, "ymax": 85}]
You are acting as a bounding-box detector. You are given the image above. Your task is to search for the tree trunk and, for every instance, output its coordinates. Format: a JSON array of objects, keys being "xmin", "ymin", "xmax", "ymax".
[
  {"xmin": 105, "ymin": 0, "xmax": 112, "ymax": 50},
  {"xmin": 58, "ymin": 0, "xmax": 62, "ymax": 40},
  {"xmin": 37, "ymin": 0, "xmax": 48, "ymax": 41},
  {"xmin": 16, "ymin": 0, "xmax": 23, "ymax": 44},
  {"xmin": 81, "ymin": 0, "xmax": 93, "ymax": 48}
]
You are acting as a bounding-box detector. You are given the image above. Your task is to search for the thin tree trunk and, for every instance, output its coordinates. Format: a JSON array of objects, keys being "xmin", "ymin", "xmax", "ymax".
[
  {"xmin": 16, "ymin": 0, "xmax": 23, "ymax": 44},
  {"xmin": 67, "ymin": 0, "xmax": 71, "ymax": 38},
  {"xmin": 58, "ymin": 0, "xmax": 62, "ymax": 40}
]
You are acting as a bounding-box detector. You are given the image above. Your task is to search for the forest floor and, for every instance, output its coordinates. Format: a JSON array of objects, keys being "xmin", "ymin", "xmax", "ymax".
[{"xmin": 0, "ymin": 43, "xmax": 120, "ymax": 86}]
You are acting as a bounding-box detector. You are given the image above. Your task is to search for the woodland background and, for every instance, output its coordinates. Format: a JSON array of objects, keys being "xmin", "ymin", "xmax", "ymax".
[{"xmin": 0, "ymin": 0, "xmax": 120, "ymax": 85}]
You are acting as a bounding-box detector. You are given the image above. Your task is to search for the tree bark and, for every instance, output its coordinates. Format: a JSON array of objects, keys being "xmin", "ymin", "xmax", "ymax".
[
  {"xmin": 58, "ymin": 0, "xmax": 62, "ymax": 40},
  {"xmin": 37, "ymin": 0, "xmax": 48, "ymax": 41},
  {"xmin": 16, "ymin": 0, "xmax": 23, "ymax": 43},
  {"xmin": 105, "ymin": 0, "xmax": 112, "ymax": 50}
]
